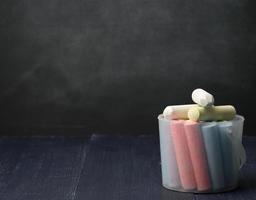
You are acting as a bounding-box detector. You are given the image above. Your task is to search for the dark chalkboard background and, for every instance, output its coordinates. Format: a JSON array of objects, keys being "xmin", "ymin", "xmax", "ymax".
[{"xmin": 0, "ymin": 0, "xmax": 255, "ymax": 135}]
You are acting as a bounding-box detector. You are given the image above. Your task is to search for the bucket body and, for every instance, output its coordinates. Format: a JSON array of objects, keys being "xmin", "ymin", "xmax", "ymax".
[{"xmin": 158, "ymin": 115, "xmax": 245, "ymax": 193}]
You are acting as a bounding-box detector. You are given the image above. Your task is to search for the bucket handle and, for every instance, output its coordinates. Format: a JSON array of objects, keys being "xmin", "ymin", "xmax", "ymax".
[{"xmin": 227, "ymin": 132, "xmax": 246, "ymax": 169}]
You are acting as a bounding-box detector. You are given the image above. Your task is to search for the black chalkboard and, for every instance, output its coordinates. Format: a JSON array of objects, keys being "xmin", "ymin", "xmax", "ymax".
[{"xmin": 0, "ymin": 0, "xmax": 255, "ymax": 135}]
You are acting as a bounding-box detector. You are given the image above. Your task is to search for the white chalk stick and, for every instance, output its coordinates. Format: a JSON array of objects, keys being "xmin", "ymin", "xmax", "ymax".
[
  {"xmin": 163, "ymin": 104, "xmax": 197, "ymax": 120},
  {"xmin": 192, "ymin": 89, "xmax": 214, "ymax": 107}
]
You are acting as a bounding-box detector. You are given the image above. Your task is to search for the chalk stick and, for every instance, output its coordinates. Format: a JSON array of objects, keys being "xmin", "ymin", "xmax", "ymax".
[
  {"xmin": 192, "ymin": 88, "xmax": 214, "ymax": 107},
  {"xmin": 184, "ymin": 121, "xmax": 211, "ymax": 191},
  {"xmin": 231, "ymin": 115, "xmax": 246, "ymax": 169},
  {"xmin": 201, "ymin": 123, "xmax": 225, "ymax": 190},
  {"xmin": 232, "ymin": 115, "xmax": 245, "ymax": 143},
  {"xmin": 188, "ymin": 105, "xmax": 236, "ymax": 122},
  {"xmin": 171, "ymin": 120, "xmax": 196, "ymax": 190},
  {"xmin": 218, "ymin": 121, "xmax": 238, "ymax": 187},
  {"xmin": 163, "ymin": 104, "xmax": 197, "ymax": 120},
  {"xmin": 158, "ymin": 115, "xmax": 181, "ymax": 188}
]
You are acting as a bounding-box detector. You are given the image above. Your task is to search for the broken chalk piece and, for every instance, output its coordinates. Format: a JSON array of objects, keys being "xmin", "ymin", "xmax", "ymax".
[{"xmin": 192, "ymin": 88, "xmax": 214, "ymax": 107}]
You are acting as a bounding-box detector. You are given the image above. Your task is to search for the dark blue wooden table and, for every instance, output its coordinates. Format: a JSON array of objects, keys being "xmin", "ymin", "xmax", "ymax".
[{"xmin": 0, "ymin": 135, "xmax": 255, "ymax": 200}]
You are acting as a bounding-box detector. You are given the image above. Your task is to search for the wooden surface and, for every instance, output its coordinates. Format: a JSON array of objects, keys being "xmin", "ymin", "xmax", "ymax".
[{"xmin": 0, "ymin": 135, "xmax": 255, "ymax": 200}]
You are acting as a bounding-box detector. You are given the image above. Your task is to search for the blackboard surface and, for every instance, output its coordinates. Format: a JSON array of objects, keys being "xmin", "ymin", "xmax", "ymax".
[{"xmin": 0, "ymin": 0, "xmax": 255, "ymax": 135}]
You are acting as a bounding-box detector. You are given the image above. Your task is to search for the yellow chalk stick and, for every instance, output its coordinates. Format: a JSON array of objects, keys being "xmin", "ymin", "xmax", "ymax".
[{"xmin": 188, "ymin": 105, "xmax": 236, "ymax": 122}]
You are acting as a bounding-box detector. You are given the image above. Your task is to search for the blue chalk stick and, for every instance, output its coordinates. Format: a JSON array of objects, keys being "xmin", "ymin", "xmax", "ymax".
[
  {"xmin": 218, "ymin": 121, "xmax": 238, "ymax": 187},
  {"xmin": 201, "ymin": 122, "xmax": 225, "ymax": 190},
  {"xmin": 158, "ymin": 116, "xmax": 181, "ymax": 188}
]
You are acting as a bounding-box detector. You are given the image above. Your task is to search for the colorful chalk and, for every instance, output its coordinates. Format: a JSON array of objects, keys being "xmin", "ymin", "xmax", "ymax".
[
  {"xmin": 201, "ymin": 123, "xmax": 225, "ymax": 190},
  {"xmin": 184, "ymin": 121, "xmax": 211, "ymax": 191},
  {"xmin": 188, "ymin": 105, "xmax": 236, "ymax": 122},
  {"xmin": 158, "ymin": 88, "xmax": 245, "ymax": 193},
  {"xmin": 171, "ymin": 120, "xmax": 196, "ymax": 190},
  {"xmin": 158, "ymin": 115, "xmax": 181, "ymax": 188}
]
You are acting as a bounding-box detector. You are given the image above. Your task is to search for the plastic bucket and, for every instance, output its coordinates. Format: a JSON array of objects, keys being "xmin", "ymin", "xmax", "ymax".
[{"xmin": 158, "ymin": 115, "xmax": 246, "ymax": 193}]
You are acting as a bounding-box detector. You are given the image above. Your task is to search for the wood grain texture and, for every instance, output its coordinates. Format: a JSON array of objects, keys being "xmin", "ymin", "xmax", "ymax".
[
  {"xmin": 0, "ymin": 135, "xmax": 255, "ymax": 200},
  {"xmin": 0, "ymin": 137, "xmax": 89, "ymax": 200}
]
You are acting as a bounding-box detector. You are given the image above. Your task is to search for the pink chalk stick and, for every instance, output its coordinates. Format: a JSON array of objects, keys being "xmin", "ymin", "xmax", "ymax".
[
  {"xmin": 171, "ymin": 120, "xmax": 196, "ymax": 190},
  {"xmin": 184, "ymin": 121, "xmax": 211, "ymax": 191}
]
